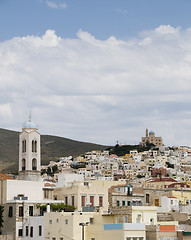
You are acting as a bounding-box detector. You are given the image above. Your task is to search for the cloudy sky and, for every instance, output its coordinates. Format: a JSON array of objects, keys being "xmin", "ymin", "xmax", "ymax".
[{"xmin": 1, "ymin": 0, "xmax": 191, "ymax": 146}]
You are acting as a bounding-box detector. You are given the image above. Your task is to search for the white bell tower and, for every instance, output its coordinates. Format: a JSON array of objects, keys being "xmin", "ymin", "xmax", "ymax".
[{"xmin": 18, "ymin": 118, "xmax": 41, "ymax": 181}]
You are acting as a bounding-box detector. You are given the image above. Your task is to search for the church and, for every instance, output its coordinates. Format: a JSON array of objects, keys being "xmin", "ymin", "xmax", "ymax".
[
  {"xmin": 0, "ymin": 119, "xmax": 61, "ymax": 239},
  {"xmin": 140, "ymin": 128, "xmax": 163, "ymax": 147}
]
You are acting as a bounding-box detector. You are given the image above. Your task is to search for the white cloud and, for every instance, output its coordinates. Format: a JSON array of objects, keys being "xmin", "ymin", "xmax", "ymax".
[
  {"xmin": 46, "ymin": 1, "xmax": 67, "ymax": 9},
  {"xmin": 1, "ymin": 26, "xmax": 191, "ymax": 146}
]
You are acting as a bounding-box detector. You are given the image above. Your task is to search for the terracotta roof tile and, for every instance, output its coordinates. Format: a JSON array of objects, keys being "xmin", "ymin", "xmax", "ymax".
[{"xmin": 0, "ymin": 173, "xmax": 14, "ymax": 180}]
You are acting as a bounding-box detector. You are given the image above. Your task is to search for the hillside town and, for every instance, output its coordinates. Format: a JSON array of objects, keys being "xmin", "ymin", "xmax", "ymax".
[{"xmin": 1, "ymin": 122, "xmax": 191, "ymax": 240}]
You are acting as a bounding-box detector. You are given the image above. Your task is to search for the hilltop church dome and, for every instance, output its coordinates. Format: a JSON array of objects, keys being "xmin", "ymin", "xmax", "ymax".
[
  {"xmin": 149, "ymin": 131, "xmax": 155, "ymax": 134},
  {"xmin": 23, "ymin": 121, "xmax": 37, "ymax": 129}
]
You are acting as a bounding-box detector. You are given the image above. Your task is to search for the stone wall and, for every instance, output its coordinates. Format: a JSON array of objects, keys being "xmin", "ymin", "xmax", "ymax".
[{"xmin": 0, "ymin": 235, "xmax": 13, "ymax": 240}]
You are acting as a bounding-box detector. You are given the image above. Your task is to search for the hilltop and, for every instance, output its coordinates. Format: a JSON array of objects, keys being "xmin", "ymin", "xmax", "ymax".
[{"xmin": 0, "ymin": 128, "xmax": 107, "ymax": 173}]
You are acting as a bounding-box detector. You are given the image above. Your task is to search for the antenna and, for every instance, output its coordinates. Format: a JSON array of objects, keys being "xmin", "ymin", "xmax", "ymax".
[{"xmin": 29, "ymin": 110, "xmax": 31, "ymax": 122}]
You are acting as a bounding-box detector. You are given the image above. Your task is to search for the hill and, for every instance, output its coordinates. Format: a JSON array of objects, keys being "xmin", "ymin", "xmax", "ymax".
[
  {"xmin": 0, "ymin": 128, "xmax": 107, "ymax": 173},
  {"xmin": 108, "ymin": 143, "xmax": 156, "ymax": 156}
]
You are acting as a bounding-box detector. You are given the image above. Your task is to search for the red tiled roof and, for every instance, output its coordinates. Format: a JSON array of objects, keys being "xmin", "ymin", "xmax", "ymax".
[
  {"xmin": 0, "ymin": 173, "xmax": 14, "ymax": 180},
  {"xmin": 167, "ymin": 183, "xmax": 190, "ymax": 188},
  {"xmin": 146, "ymin": 177, "xmax": 177, "ymax": 183}
]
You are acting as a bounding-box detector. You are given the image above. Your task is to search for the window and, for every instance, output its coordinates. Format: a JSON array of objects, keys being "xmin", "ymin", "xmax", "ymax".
[
  {"xmin": 90, "ymin": 218, "xmax": 94, "ymax": 224},
  {"xmin": 122, "ymin": 200, "xmax": 125, "ymax": 206},
  {"xmin": 26, "ymin": 226, "xmax": 29, "ymax": 236},
  {"xmin": 159, "ymin": 238, "xmax": 164, "ymax": 240},
  {"xmin": 8, "ymin": 206, "xmax": 13, "ymax": 217},
  {"xmin": 22, "ymin": 140, "xmax": 26, "ymax": 153},
  {"xmin": 19, "ymin": 206, "xmax": 23, "ymax": 217},
  {"xmin": 133, "ymin": 238, "xmax": 137, "ymax": 240},
  {"xmin": 30, "ymin": 227, "xmax": 33, "ymax": 237},
  {"xmin": 126, "ymin": 238, "xmax": 130, "ymax": 240},
  {"xmin": 52, "ymin": 238, "xmax": 56, "ymax": 240},
  {"xmin": 65, "ymin": 219, "xmax": 68, "ymax": 224},
  {"xmin": 39, "ymin": 225, "xmax": 42, "ymax": 236},
  {"xmin": 124, "ymin": 216, "xmax": 128, "ymax": 223},
  {"xmin": 90, "ymin": 196, "xmax": 95, "ymax": 207},
  {"xmin": 166, "ymin": 238, "xmax": 171, "ymax": 240},
  {"xmin": 32, "ymin": 158, "xmax": 37, "ymax": 170},
  {"xmin": 49, "ymin": 220, "xmax": 52, "ymax": 224},
  {"xmin": 150, "ymin": 218, "xmax": 154, "ymax": 225},
  {"xmin": 81, "ymin": 196, "xmax": 86, "ymax": 207},
  {"xmin": 44, "ymin": 189, "xmax": 49, "ymax": 199},
  {"xmin": 60, "ymin": 238, "xmax": 64, "ymax": 240},
  {"xmin": 65, "ymin": 196, "xmax": 68, "ymax": 205},
  {"xmin": 139, "ymin": 238, "xmax": 143, "ymax": 240},
  {"xmin": 29, "ymin": 206, "xmax": 33, "ymax": 216},
  {"xmin": 146, "ymin": 194, "xmax": 150, "ymax": 203},
  {"xmin": 127, "ymin": 200, "xmax": 131, "ymax": 206},
  {"xmin": 116, "ymin": 200, "xmax": 120, "ymax": 206},
  {"xmin": 84, "ymin": 182, "xmax": 89, "ymax": 186},
  {"xmin": 32, "ymin": 140, "xmax": 37, "ymax": 153},
  {"xmin": 56, "ymin": 219, "xmax": 59, "ymax": 223},
  {"xmin": 155, "ymin": 199, "xmax": 159, "ymax": 206},
  {"xmin": 171, "ymin": 200, "xmax": 173, "ymax": 204},
  {"xmin": 22, "ymin": 158, "xmax": 26, "ymax": 171},
  {"xmin": 71, "ymin": 196, "xmax": 75, "ymax": 206},
  {"xmin": 99, "ymin": 196, "xmax": 103, "ymax": 207},
  {"xmin": 18, "ymin": 229, "xmax": 23, "ymax": 237},
  {"xmin": 91, "ymin": 238, "xmax": 95, "ymax": 240}
]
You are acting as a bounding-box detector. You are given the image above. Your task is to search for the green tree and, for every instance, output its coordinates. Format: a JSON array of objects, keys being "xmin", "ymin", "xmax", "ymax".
[
  {"xmin": 0, "ymin": 205, "xmax": 4, "ymax": 234},
  {"xmin": 52, "ymin": 165, "xmax": 58, "ymax": 173}
]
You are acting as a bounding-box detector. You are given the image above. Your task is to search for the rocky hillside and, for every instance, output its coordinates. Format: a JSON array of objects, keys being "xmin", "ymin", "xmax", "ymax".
[{"xmin": 0, "ymin": 128, "xmax": 107, "ymax": 173}]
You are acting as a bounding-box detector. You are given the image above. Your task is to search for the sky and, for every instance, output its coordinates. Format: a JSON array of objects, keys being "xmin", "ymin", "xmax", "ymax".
[{"xmin": 1, "ymin": 0, "xmax": 191, "ymax": 146}]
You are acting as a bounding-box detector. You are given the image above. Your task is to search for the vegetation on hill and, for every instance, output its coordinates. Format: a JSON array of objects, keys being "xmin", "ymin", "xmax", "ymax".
[
  {"xmin": 108, "ymin": 142, "xmax": 155, "ymax": 156},
  {"xmin": 0, "ymin": 128, "xmax": 107, "ymax": 173}
]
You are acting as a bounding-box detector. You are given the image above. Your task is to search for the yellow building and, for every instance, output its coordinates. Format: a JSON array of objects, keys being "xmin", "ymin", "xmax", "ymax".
[{"xmin": 44, "ymin": 211, "xmax": 146, "ymax": 240}]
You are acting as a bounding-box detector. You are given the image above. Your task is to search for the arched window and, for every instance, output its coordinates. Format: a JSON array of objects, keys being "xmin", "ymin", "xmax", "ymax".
[
  {"xmin": 32, "ymin": 140, "xmax": 37, "ymax": 153},
  {"xmin": 22, "ymin": 158, "xmax": 26, "ymax": 171},
  {"xmin": 8, "ymin": 206, "xmax": 13, "ymax": 217},
  {"xmin": 34, "ymin": 140, "xmax": 37, "ymax": 152},
  {"xmin": 32, "ymin": 158, "xmax": 37, "ymax": 170},
  {"xmin": 22, "ymin": 140, "xmax": 26, "ymax": 153}
]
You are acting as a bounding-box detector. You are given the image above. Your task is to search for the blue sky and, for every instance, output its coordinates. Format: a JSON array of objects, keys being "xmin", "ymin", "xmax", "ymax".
[
  {"xmin": 1, "ymin": 0, "xmax": 191, "ymax": 146},
  {"xmin": 1, "ymin": 0, "xmax": 191, "ymax": 41}
]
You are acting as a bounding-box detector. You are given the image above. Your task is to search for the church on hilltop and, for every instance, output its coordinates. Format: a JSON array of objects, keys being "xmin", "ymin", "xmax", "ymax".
[{"xmin": 140, "ymin": 128, "xmax": 163, "ymax": 147}]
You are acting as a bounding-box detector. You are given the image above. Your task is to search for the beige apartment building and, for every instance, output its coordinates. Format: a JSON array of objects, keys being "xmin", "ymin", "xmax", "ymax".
[{"xmin": 53, "ymin": 180, "xmax": 124, "ymax": 212}]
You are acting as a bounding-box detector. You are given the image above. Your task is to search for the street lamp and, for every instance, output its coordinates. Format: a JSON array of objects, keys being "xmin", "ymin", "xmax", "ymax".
[{"xmin": 79, "ymin": 222, "xmax": 89, "ymax": 240}]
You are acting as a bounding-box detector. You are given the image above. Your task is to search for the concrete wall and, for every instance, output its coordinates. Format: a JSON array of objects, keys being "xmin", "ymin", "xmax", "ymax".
[
  {"xmin": 132, "ymin": 206, "xmax": 157, "ymax": 225},
  {"xmin": 6, "ymin": 180, "xmax": 44, "ymax": 201},
  {"xmin": 22, "ymin": 216, "xmax": 44, "ymax": 240},
  {"xmin": 56, "ymin": 173, "xmax": 84, "ymax": 188}
]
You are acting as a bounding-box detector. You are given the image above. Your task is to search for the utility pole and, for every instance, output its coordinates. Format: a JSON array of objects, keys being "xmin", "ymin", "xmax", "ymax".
[{"xmin": 79, "ymin": 222, "xmax": 89, "ymax": 240}]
